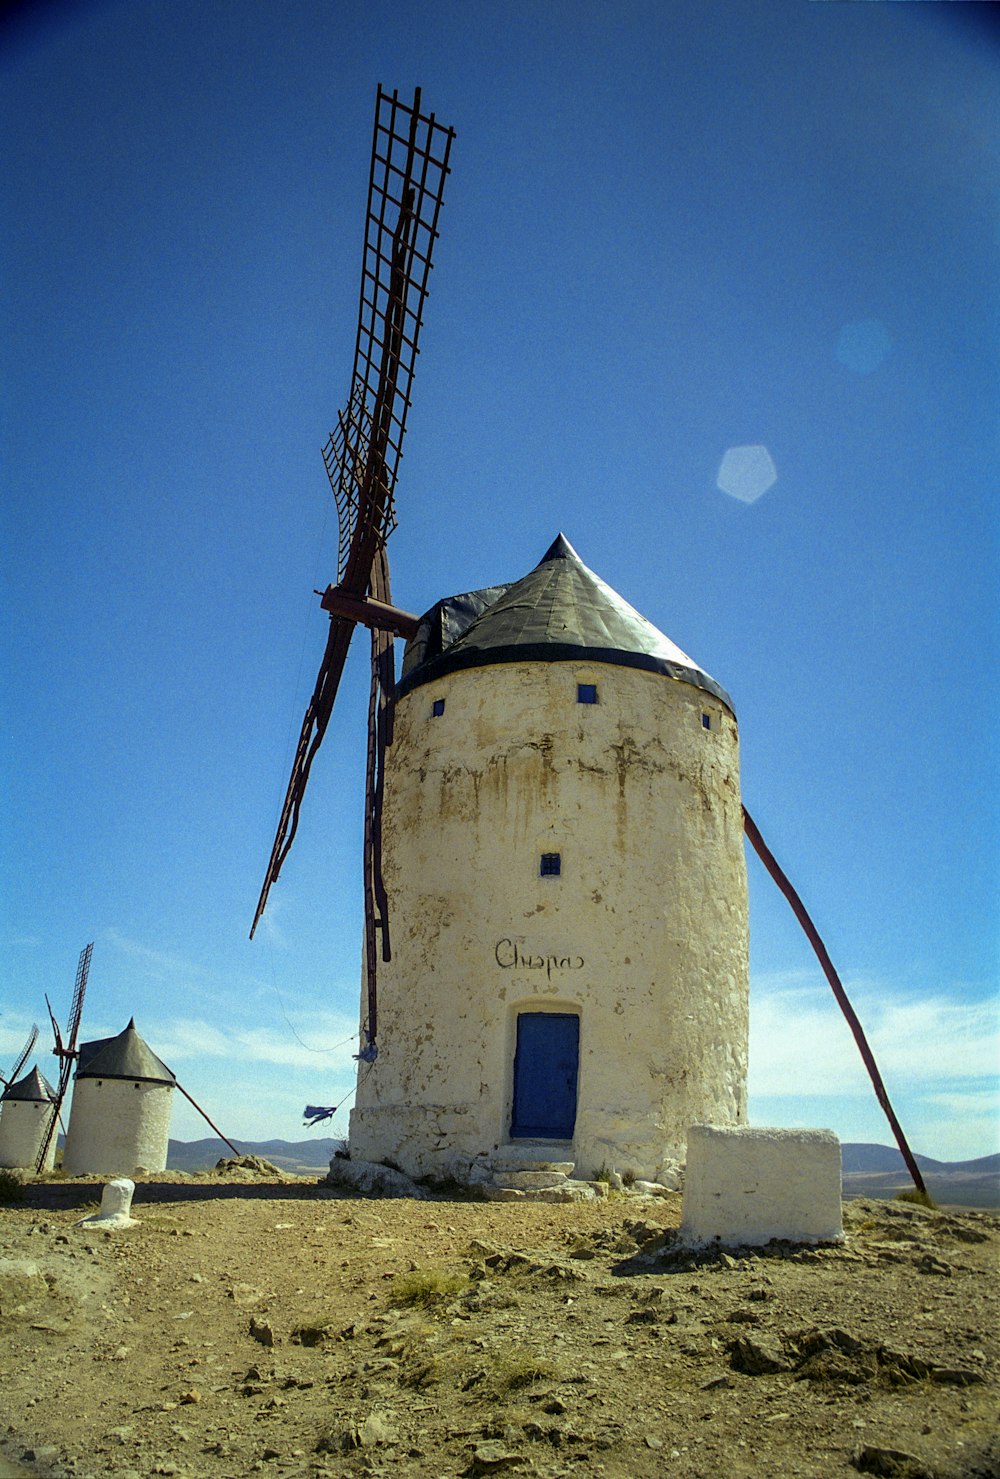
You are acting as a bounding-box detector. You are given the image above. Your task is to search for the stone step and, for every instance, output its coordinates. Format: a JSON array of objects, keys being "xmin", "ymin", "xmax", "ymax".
[
  {"xmin": 491, "ymin": 1169, "xmax": 569, "ymax": 1190},
  {"xmin": 482, "ymin": 1182, "xmax": 599, "ymax": 1204},
  {"xmin": 491, "ymin": 1155, "xmax": 575, "ymax": 1175}
]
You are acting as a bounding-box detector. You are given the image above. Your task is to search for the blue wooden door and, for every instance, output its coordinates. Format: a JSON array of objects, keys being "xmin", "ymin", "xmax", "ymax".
[{"xmin": 511, "ymin": 1012, "xmax": 579, "ymax": 1139}]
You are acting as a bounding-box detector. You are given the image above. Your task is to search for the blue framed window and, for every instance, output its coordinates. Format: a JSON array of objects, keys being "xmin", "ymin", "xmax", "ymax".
[
  {"xmin": 539, "ymin": 852, "xmax": 561, "ymax": 877},
  {"xmin": 432, "ymin": 698, "xmax": 445, "ymax": 717},
  {"xmin": 577, "ymin": 683, "xmax": 598, "ymax": 705},
  {"xmin": 701, "ymin": 713, "xmax": 711, "ymax": 730}
]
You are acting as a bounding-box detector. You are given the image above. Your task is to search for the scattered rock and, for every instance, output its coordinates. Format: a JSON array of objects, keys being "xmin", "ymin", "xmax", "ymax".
[
  {"xmin": 465, "ymin": 1440, "xmax": 525, "ymax": 1473},
  {"xmin": 290, "ymin": 1322, "xmax": 334, "ymax": 1346},
  {"xmin": 915, "ymin": 1254, "xmax": 952, "ymax": 1277},
  {"xmin": 728, "ymin": 1334, "xmax": 791, "ymax": 1375},
  {"xmin": 358, "ymin": 1409, "xmax": 398, "ymax": 1446},
  {"xmin": 323, "ymin": 1157, "xmax": 429, "ymax": 1199},
  {"xmin": 21, "ymin": 1446, "xmax": 59, "ymax": 1465},
  {"xmin": 212, "ymin": 1155, "xmax": 287, "ymax": 1179},
  {"xmin": 249, "ymin": 1316, "xmax": 275, "ymax": 1347},
  {"xmin": 228, "ymin": 1282, "xmax": 267, "ymax": 1307},
  {"xmin": 851, "ymin": 1444, "xmax": 935, "ymax": 1478}
]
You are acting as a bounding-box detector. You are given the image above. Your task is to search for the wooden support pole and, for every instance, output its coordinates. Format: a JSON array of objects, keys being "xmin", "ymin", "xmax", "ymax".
[
  {"xmin": 174, "ymin": 1080, "xmax": 242, "ymax": 1160},
  {"xmin": 742, "ymin": 805, "xmax": 928, "ymax": 1200}
]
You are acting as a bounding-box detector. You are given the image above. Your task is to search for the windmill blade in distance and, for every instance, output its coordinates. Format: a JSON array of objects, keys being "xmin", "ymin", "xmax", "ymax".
[
  {"xmin": 35, "ymin": 942, "xmax": 93, "ymax": 1173},
  {"xmin": 65, "ymin": 941, "xmax": 93, "ymax": 1056},
  {"xmin": 0, "ymin": 1023, "xmax": 39, "ymax": 1087},
  {"xmin": 251, "ymin": 87, "xmax": 454, "ymax": 937}
]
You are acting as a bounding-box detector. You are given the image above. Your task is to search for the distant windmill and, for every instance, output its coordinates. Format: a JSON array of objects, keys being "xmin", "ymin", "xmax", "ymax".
[
  {"xmin": 0, "ymin": 1023, "xmax": 39, "ymax": 1089},
  {"xmin": 36, "ymin": 941, "xmax": 93, "ymax": 1171}
]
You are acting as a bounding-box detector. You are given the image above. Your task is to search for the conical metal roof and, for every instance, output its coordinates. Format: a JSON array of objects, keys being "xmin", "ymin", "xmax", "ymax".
[
  {"xmin": 1, "ymin": 1066, "xmax": 56, "ymax": 1102},
  {"xmin": 75, "ymin": 1019, "xmax": 175, "ymax": 1085},
  {"xmin": 398, "ymin": 535, "xmax": 733, "ymax": 711}
]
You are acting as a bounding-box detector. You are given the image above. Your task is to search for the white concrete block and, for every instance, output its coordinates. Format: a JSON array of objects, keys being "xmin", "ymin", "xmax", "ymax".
[
  {"xmin": 680, "ymin": 1124, "xmax": 843, "ymax": 1247},
  {"xmin": 77, "ymin": 1178, "xmax": 138, "ymax": 1229}
]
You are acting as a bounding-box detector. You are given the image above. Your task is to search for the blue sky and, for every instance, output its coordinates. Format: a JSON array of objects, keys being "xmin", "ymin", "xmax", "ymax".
[{"xmin": 2, "ymin": 0, "xmax": 997, "ymax": 1161}]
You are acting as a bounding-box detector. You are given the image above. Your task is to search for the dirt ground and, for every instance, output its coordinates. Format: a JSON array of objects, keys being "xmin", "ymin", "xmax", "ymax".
[{"xmin": 1, "ymin": 1168, "xmax": 997, "ymax": 1479}]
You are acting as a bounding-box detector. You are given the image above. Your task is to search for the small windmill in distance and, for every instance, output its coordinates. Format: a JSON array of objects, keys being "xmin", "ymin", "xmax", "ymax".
[
  {"xmin": 35, "ymin": 941, "xmax": 93, "ymax": 1171},
  {"xmin": 0, "ymin": 1023, "xmax": 39, "ymax": 1090}
]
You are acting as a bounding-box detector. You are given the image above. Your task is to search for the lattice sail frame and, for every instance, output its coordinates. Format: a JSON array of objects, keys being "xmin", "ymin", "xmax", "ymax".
[
  {"xmin": 36, "ymin": 941, "xmax": 93, "ymax": 1172},
  {"xmin": 250, "ymin": 88, "xmax": 455, "ymax": 941},
  {"xmin": 0, "ymin": 1024, "xmax": 38, "ymax": 1087},
  {"xmin": 323, "ymin": 86, "xmax": 455, "ymax": 585}
]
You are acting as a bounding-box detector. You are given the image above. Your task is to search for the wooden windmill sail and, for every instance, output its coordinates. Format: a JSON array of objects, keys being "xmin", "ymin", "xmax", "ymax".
[
  {"xmin": 35, "ymin": 941, "xmax": 92, "ymax": 1171},
  {"xmin": 0, "ymin": 1024, "xmax": 38, "ymax": 1089},
  {"xmin": 251, "ymin": 87, "xmax": 455, "ymax": 1062}
]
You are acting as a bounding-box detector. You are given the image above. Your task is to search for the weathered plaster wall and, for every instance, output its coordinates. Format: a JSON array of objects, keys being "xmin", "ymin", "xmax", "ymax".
[
  {"xmin": 0, "ymin": 1099, "xmax": 57, "ymax": 1171},
  {"xmin": 349, "ymin": 659, "xmax": 749, "ymax": 1181},
  {"xmin": 63, "ymin": 1080, "xmax": 174, "ymax": 1175}
]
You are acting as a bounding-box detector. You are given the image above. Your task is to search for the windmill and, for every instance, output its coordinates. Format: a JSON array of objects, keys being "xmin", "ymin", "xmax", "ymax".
[
  {"xmin": 35, "ymin": 941, "xmax": 93, "ymax": 1171},
  {"xmin": 253, "ymin": 88, "xmax": 925, "ymax": 1197},
  {"xmin": 251, "ymin": 86, "xmax": 455, "ymax": 1064},
  {"xmin": 0, "ymin": 1023, "xmax": 39, "ymax": 1089}
]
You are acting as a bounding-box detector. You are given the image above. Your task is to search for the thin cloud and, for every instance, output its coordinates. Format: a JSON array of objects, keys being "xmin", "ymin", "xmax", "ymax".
[
  {"xmin": 103, "ymin": 928, "xmax": 221, "ymax": 985},
  {"xmin": 257, "ymin": 896, "xmax": 288, "ymax": 950},
  {"xmin": 749, "ymin": 973, "xmax": 999, "ymax": 1097},
  {"xmin": 146, "ymin": 1013, "xmax": 359, "ymax": 1074}
]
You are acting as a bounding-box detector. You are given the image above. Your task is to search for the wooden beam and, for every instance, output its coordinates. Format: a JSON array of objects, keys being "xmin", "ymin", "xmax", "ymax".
[{"xmin": 320, "ymin": 586, "xmax": 420, "ymax": 638}]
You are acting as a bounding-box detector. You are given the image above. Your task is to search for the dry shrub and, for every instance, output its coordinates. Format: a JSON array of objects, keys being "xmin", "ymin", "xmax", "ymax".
[{"xmin": 388, "ymin": 1267, "xmax": 469, "ymax": 1309}]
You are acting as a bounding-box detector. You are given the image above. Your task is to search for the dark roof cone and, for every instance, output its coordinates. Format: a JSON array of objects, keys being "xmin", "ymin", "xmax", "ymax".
[{"xmin": 399, "ymin": 536, "xmax": 733, "ymax": 711}]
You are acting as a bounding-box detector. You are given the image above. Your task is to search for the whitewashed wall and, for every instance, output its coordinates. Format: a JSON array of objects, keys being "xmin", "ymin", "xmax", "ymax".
[
  {"xmin": 0, "ymin": 1099, "xmax": 57, "ymax": 1171},
  {"xmin": 63, "ymin": 1079, "xmax": 174, "ymax": 1175},
  {"xmin": 350, "ymin": 658, "xmax": 749, "ymax": 1181}
]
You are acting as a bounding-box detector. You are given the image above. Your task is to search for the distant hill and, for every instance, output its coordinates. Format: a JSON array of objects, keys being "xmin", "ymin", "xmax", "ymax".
[
  {"xmin": 840, "ymin": 1143, "xmax": 999, "ymax": 1211},
  {"xmin": 841, "ymin": 1143, "xmax": 1000, "ymax": 1175},
  {"xmin": 166, "ymin": 1137, "xmax": 342, "ymax": 1175}
]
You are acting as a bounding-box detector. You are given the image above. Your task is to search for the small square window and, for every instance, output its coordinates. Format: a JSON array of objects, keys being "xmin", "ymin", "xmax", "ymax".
[
  {"xmin": 577, "ymin": 683, "xmax": 598, "ymax": 705},
  {"xmin": 539, "ymin": 852, "xmax": 561, "ymax": 877},
  {"xmin": 432, "ymin": 698, "xmax": 445, "ymax": 717},
  {"xmin": 701, "ymin": 713, "xmax": 711, "ymax": 730}
]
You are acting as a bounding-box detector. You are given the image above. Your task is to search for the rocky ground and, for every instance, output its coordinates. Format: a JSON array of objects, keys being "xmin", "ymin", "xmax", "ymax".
[{"xmin": 0, "ymin": 1167, "xmax": 997, "ymax": 1479}]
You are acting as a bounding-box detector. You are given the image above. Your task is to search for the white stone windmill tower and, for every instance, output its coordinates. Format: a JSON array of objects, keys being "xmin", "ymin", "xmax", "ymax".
[
  {"xmin": 347, "ymin": 534, "xmax": 748, "ymax": 1182},
  {"xmin": 0, "ymin": 1024, "xmax": 58, "ymax": 1174},
  {"xmin": 0, "ymin": 1068, "xmax": 59, "ymax": 1172},
  {"xmin": 63, "ymin": 1019, "xmax": 176, "ymax": 1176}
]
